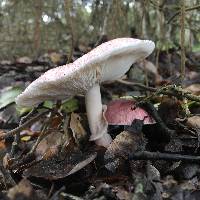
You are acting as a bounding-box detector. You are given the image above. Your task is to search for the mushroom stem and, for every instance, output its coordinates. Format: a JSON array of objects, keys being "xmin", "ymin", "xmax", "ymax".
[{"xmin": 85, "ymin": 83, "xmax": 112, "ymax": 147}]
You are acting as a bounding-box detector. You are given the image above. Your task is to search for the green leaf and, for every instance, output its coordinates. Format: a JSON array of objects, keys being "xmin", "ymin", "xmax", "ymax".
[
  {"xmin": 61, "ymin": 98, "xmax": 79, "ymax": 113},
  {"xmin": 43, "ymin": 100, "xmax": 54, "ymax": 109},
  {"xmin": 0, "ymin": 87, "xmax": 23, "ymax": 109}
]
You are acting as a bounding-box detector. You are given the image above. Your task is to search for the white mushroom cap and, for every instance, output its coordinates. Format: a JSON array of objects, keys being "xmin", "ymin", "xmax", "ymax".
[
  {"xmin": 16, "ymin": 38, "xmax": 155, "ymax": 107},
  {"xmin": 16, "ymin": 38, "xmax": 155, "ymax": 148}
]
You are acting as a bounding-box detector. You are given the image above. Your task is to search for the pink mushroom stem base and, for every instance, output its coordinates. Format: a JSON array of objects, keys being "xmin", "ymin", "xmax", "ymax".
[{"xmin": 85, "ymin": 84, "xmax": 112, "ymax": 148}]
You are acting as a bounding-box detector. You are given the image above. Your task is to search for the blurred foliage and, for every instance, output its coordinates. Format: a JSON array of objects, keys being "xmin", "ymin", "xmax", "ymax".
[
  {"xmin": 61, "ymin": 98, "xmax": 79, "ymax": 113},
  {"xmin": 0, "ymin": 0, "xmax": 199, "ymax": 59},
  {"xmin": 0, "ymin": 87, "xmax": 22, "ymax": 109}
]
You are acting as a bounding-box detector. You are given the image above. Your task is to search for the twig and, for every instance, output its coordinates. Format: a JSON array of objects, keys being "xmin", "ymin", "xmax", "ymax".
[
  {"xmin": 20, "ymin": 103, "xmax": 44, "ymax": 124},
  {"xmin": 0, "ymin": 110, "xmax": 50, "ymax": 140},
  {"xmin": 10, "ymin": 105, "xmax": 42, "ymax": 157},
  {"xmin": 0, "ymin": 164, "xmax": 16, "ymax": 189},
  {"xmin": 49, "ymin": 186, "xmax": 66, "ymax": 200},
  {"xmin": 29, "ymin": 119, "xmax": 52, "ymax": 154},
  {"xmin": 167, "ymin": 4, "xmax": 200, "ymax": 24},
  {"xmin": 161, "ymin": 85, "xmax": 200, "ymax": 103},
  {"xmin": 175, "ymin": 119, "xmax": 196, "ymax": 136},
  {"xmin": 129, "ymin": 151, "xmax": 200, "ymax": 163},
  {"xmin": 139, "ymin": 102, "xmax": 175, "ymax": 138},
  {"xmin": 48, "ymin": 183, "xmax": 55, "ymax": 199},
  {"xmin": 117, "ymin": 80, "xmax": 156, "ymax": 92},
  {"xmin": 29, "ymin": 101, "xmax": 61, "ymax": 154},
  {"xmin": 117, "ymin": 80, "xmax": 200, "ymax": 103}
]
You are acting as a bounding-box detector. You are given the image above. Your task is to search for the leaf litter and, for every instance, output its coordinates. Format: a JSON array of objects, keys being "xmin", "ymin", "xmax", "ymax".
[{"xmin": 0, "ymin": 51, "xmax": 200, "ymax": 199}]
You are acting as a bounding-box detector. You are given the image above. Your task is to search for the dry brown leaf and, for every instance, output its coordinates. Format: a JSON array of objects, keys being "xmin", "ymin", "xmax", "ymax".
[
  {"xmin": 70, "ymin": 113, "xmax": 87, "ymax": 144},
  {"xmin": 35, "ymin": 130, "xmax": 63, "ymax": 158},
  {"xmin": 23, "ymin": 151, "xmax": 97, "ymax": 180},
  {"xmin": 186, "ymin": 116, "xmax": 200, "ymax": 129},
  {"xmin": 49, "ymin": 52, "xmax": 62, "ymax": 64},
  {"xmin": 16, "ymin": 56, "xmax": 32, "ymax": 64},
  {"xmin": 114, "ymin": 186, "xmax": 132, "ymax": 200},
  {"xmin": 0, "ymin": 130, "xmax": 5, "ymax": 149},
  {"xmin": 184, "ymin": 84, "xmax": 200, "ymax": 95},
  {"xmin": 50, "ymin": 115, "xmax": 63, "ymax": 128},
  {"xmin": 139, "ymin": 60, "xmax": 157, "ymax": 75},
  {"xmin": 7, "ymin": 179, "xmax": 33, "ymax": 200},
  {"xmin": 105, "ymin": 131, "xmax": 142, "ymax": 172}
]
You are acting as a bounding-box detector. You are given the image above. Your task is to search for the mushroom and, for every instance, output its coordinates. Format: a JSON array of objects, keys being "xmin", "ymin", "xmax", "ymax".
[
  {"xmin": 104, "ymin": 99, "xmax": 155, "ymax": 125},
  {"xmin": 16, "ymin": 38, "xmax": 155, "ymax": 148}
]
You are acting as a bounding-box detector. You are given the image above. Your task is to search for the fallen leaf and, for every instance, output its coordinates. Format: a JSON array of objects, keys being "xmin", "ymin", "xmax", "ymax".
[
  {"xmin": 16, "ymin": 56, "xmax": 32, "ymax": 64},
  {"xmin": 70, "ymin": 113, "xmax": 87, "ymax": 144},
  {"xmin": 35, "ymin": 130, "xmax": 63, "ymax": 158},
  {"xmin": 139, "ymin": 60, "xmax": 157, "ymax": 75},
  {"xmin": 104, "ymin": 131, "xmax": 143, "ymax": 172},
  {"xmin": 62, "ymin": 98, "xmax": 79, "ymax": 113},
  {"xmin": 114, "ymin": 186, "xmax": 132, "ymax": 200},
  {"xmin": 50, "ymin": 115, "xmax": 63, "ymax": 129},
  {"xmin": 186, "ymin": 116, "xmax": 200, "ymax": 129},
  {"xmin": 23, "ymin": 151, "xmax": 96, "ymax": 180},
  {"xmin": 49, "ymin": 52, "xmax": 62, "ymax": 64},
  {"xmin": 0, "ymin": 86, "xmax": 22, "ymax": 109},
  {"xmin": 7, "ymin": 179, "xmax": 33, "ymax": 200},
  {"xmin": 0, "ymin": 130, "xmax": 6, "ymax": 149},
  {"xmin": 184, "ymin": 84, "xmax": 200, "ymax": 95}
]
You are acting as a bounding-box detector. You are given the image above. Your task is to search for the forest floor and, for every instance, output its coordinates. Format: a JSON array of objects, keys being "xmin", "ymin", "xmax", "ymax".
[{"xmin": 0, "ymin": 46, "xmax": 200, "ymax": 200}]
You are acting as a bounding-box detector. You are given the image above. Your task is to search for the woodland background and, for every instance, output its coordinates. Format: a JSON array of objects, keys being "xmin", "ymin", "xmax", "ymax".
[
  {"xmin": 0, "ymin": 1, "xmax": 200, "ymax": 200},
  {"xmin": 0, "ymin": 0, "xmax": 199, "ymax": 60}
]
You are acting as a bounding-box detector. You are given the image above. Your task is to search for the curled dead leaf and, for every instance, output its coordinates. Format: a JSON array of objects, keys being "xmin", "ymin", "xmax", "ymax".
[
  {"xmin": 23, "ymin": 151, "xmax": 97, "ymax": 180},
  {"xmin": 184, "ymin": 84, "xmax": 200, "ymax": 95},
  {"xmin": 70, "ymin": 113, "xmax": 87, "ymax": 145},
  {"xmin": 7, "ymin": 179, "xmax": 33, "ymax": 200},
  {"xmin": 35, "ymin": 130, "xmax": 63, "ymax": 159},
  {"xmin": 186, "ymin": 116, "xmax": 200, "ymax": 129},
  {"xmin": 104, "ymin": 131, "xmax": 143, "ymax": 172}
]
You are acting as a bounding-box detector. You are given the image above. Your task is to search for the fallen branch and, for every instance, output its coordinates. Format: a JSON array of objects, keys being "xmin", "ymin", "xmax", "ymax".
[
  {"xmin": 0, "ymin": 110, "xmax": 50, "ymax": 140},
  {"xmin": 139, "ymin": 102, "xmax": 175, "ymax": 138},
  {"xmin": 129, "ymin": 151, "xmax": 200, "ymax": 162},
  {"xmin": 117, "ymin": 80, "xmax": 200, "ymax": 103},
  {"xmin": 117, "ymin": 80, "xmax": 156, "ymax": 92}
]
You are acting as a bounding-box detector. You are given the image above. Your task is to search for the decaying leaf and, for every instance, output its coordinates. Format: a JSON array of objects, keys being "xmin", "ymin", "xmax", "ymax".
[
  {"xmin": 7, "ymin": 179, "xmax": 34, "ymax": 200},
  {"xmin": 49, "ymin": 52, "xmax": 63, "ymax": 64},
  {"xmin": 158, "ymin": 98, "xmax": 181, "ymax": 126},
  {"xmin": 114, "ymin": 186, "xmax": 133, "ymax": 200},
  {"xmin": 139, "ymin": 60, "xmax": 158, "ymax": 75},
  {"xmin": 23, "ymin": 151, "xmax": 96, "ymax": 180},
  {"xmin": 0, "ymin": 130, "xmax": 6, "ymax": 149},
  {"xmin": 70, "ymin": 112, "xmax": 87, "ymax": 145},
  {"xmin": 184, "ymin": 84, "xmax": 200, "ymax": 95},
  {"xmin": 104, "ymin": 131, "xmax": 143, "ymax": 172},
  {"xmin": 35, "ymin": 130, "xmax": 64, "ymax": 159},
  {"xmin": 186, "ymin": 116, "xmax": 200, "ymax": 129},
  {"xmin": 16, "ymin": 56, "xmax": 32, "ymax": 64},
  {"xmin": 85, "ymin": 183, "xmax": 119, "ymax": 200}
]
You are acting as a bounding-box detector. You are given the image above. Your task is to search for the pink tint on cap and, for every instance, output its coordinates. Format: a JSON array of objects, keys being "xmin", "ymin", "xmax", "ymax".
[{"xmin": 105, "ymin": 99, "xmax": 155, "ymax": 125}]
